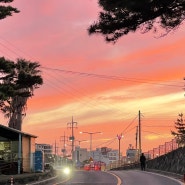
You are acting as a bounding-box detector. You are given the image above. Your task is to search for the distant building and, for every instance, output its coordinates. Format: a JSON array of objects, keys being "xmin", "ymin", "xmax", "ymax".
[
  {"xmin": 126, "ymin": 144, "xmax": 139, "ymax": 163},
  {"xmin": 107, "ymin": 149, "xmax": 119, "ymax": 163},
  {"xmin": 91, "ymin": 148, "xmax": 109, "ymax": 164},
  {"xmin": 92, "ymin": 147, "xmax": 120, "ymax": 165},
  {"xmin": 72, "ymin": 146, "xmax": 88, "ymax": 167},
  {"xmin": 73, "ymin": 146, "xmax": 121, "ymax": 166},
  {"xmin": 35, "ymin": 143, "xmax": 53, "ymax": 155},
  {"xmin": 35, "ymin": 143, "xmax": 53, "ymax": 164}
]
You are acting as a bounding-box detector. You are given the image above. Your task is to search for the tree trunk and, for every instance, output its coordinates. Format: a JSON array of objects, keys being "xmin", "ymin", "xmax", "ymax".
[{"xmin": 8, "ymin": 96, "xmax": 26, "ymax": 131}]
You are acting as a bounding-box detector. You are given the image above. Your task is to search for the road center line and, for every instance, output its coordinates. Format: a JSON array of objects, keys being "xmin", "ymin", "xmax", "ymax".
[{"xmin": 105, "ymin": 171, "xmax": 122, "ymax": 185}]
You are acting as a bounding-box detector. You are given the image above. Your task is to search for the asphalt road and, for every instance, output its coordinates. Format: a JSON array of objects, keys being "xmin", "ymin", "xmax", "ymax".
[
  {"xmin": 55, "ymin": 170, "xmax": 118, "ymax": 185},
  {"xmin": 111, "ymin": 170, "xmax": 184, "ymax": 185},
  {"xmin": 50, "ymin": 169, "xmax": 184, "ymax": 185}
]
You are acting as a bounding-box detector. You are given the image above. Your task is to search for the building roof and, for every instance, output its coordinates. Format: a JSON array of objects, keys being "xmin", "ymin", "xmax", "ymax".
[{"xmin": 0, "ymin": 124, "xmax": 37, "ymax": 140}]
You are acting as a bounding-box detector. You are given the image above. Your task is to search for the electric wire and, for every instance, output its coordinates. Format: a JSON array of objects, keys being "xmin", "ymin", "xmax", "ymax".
[
  {"xmin": 0, "ymin": 36, "xmax": 183, "ymax": 151},
  {"xmin": 41, "ymin": 66, "xmax": 184, "ymax": 88}
]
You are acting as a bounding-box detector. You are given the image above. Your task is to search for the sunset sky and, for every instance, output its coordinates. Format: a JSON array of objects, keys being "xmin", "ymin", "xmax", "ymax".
[{"xmin": 0, "ymin": 0, "xmax": 185, "ymax": 156}]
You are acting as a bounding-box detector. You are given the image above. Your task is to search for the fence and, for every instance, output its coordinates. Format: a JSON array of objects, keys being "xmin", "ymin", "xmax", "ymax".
[
  {"xmin": 144, "ymin": 138, "xmax": 179, "ymax": 159},
  {"xmin": 107, "ymin": 138, "xmax": 179, "ymax": 170}
]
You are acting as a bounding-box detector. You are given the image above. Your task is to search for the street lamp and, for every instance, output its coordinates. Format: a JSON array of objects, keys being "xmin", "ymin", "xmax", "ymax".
[
  {"xmin": 75, "ymin": 140, "xmax": 87, "ymax": 147},
  {"xmin": 80, "ymin": 131, "xmax": 102, "ymax": 153}
]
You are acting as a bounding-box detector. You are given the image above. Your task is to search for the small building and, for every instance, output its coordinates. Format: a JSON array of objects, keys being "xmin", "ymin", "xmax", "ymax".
[
  {"xmin": 73, "ymin": 146, "xmax": 121, "ymax": 167},
  {"xmin": 35, "ymin": 143, "xmax": 53, "ymax": 164},
  {"xmin": 0, "ymin": 124, "xmax": 37, "ymax": 174},
  {"xmin": 73, "ymin": 146, "xmax": 88, "ymax": 165},
  {"xmin": 126, "ymin": 148, "xmax": 139, "ymax": 163},
  {"xmin": 107, "ymin": 149, "xmax": 119, "ymax": 163},
  {"xmin": 91, "ymin": 148, "xmax": 110, "ymax": 165}
]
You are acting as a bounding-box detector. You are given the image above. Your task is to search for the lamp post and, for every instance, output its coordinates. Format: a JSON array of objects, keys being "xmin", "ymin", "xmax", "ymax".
[
  {"xmin": 80, "ymin": 131, "xmax": 102, "ymax": 154},
  {"xmin": 75, "ymin": 140, "xmax": 87, "ymax": 147}
]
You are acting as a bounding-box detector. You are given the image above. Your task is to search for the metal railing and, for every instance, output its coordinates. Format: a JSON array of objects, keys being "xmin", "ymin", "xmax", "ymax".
[
  {"xmin": 107, "ymin": 138, "xmax": 179, "ymax": 170},
  {"xmin": 144, "ymin": 138, "xmax": 179, "ymax": 159}
]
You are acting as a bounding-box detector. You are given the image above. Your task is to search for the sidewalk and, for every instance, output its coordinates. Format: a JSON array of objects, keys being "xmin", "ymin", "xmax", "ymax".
[{"xmin": 0, "ymin": 171, "xmax": 56, "ymax": 185}]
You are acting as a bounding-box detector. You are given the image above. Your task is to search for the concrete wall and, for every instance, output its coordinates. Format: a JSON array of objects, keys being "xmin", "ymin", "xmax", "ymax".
[
  {"xmin": 146, "ymin": 146, "xmax": 185, "ymax": 175},
  {"xmin": 115, "ymin": 147, "xmax": 185, "ymax": 176}
]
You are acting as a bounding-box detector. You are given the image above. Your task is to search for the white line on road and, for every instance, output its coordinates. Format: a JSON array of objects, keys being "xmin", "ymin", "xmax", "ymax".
[
  {"xmin": 105, "ymin": 171, "xmax": 122, "ymax": 185},
  {"xmin": 144, "ymin": 171, "xmax": 184, "ymax": 185}
]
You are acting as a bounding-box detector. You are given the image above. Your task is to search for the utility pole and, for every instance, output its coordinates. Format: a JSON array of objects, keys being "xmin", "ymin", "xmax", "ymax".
[
  {"xmin": 136, "ymin": 126, "xmax": 138, "ymax": 150},
  {"xmin": 53, "ymin": 140, "xmax": 59, "ymax": 165},
  {"xmin": 67, "ymin": 116, "xmax": 77, "ymax": 156},
  {"xmin": 54, "ymin": 140, "xmax": 59, "ymax": 155},
  {"xmin": 138, "ymin": 110, "xmax": 141, "ymax": 156},
  {"xmin": 60, "ymin": 132, "xmax": 68, "ymax": 157},
  {"xmin": 136, "ymin": 125, "xmax": 139, "ymax": 162}
]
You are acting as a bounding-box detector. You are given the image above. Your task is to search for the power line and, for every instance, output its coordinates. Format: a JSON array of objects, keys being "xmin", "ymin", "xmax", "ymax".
[
  {"xmin": 41, "ymin": 68, "xmax": 134, "ymax": 120},
  {"xmin": 143, "ymin": 125, "xmax": 173, "ymax": 128},
  {"xmin": 95, "ymin": 137, "xmax": 117, "ymax": 148},
  {"xmin": 120, "ymin": 115, "xmax": 138, "ymax": 135},
  {"xmin": 142, "ymin": 130, "xmax": 165, "ymax": 136},
  {"xmin": 0, "ymin": 32, "xmax": 183, "ymax": 89},
  {"xmin": 0, "ymin": 36, "xmax": 183, "ymax": 90},
  {"xmin": 41, "ymin": 67, "xmax": 183, "ymax": 88}
]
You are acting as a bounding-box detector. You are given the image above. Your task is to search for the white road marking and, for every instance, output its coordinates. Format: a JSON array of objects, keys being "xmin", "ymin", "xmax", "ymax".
[{"xmin": 105, "ymin": 171, "xmax": 122, "ymax": 185}]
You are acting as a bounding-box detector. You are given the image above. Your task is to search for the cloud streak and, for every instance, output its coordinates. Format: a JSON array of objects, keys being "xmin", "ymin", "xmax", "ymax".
[{"xmin": 0, "ymin": 0, "xmax": 185, "ymax": 155}]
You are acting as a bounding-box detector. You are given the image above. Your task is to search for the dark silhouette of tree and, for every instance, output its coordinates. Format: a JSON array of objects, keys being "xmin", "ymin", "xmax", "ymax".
[
  {"xmin": 88, "ymin": 0, "xmax": 185, "ymax": 43},
  {"xmin": 0, "ymin": 57, "xmax": 43, "ymax": 130},
  {"xmin": 171, "ymin": 113, "xmax": 185, "ymax": 147},
  {"xmin": 0, "ymin": 0, "xmax": 19, "ymax": 20}
]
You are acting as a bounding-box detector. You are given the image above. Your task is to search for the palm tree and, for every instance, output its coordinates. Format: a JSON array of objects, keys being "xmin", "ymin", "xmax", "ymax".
[{"xmin": 0, "ymin": 57, "xmax": 43, "ymax": 130}]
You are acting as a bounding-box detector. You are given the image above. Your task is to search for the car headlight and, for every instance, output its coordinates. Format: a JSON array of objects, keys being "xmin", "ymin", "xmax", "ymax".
[{"xmin": 63, "ymin": 167, "xmax": 70, "ymax": 175}]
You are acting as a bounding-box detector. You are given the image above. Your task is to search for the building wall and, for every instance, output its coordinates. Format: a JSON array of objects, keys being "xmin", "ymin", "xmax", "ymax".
[
  {"xmin": 92, "ymin": 150, "xmax": 110, "ymax": 165},
  {"xmin": 108, "ymin": 150, "xmax": 119, "ymax": 161},
  {"xmin": 22, "ymin": 136, "xmax": 30, "ymax": 172},
  {"xmin": 73, "ymin": 147, "xmax": 88, "ymax": 164},
  {"xmin": 31, "ymin": 137, "xmax": 36, "ymax": 153},
  {"xmin": 73, "ymin": 147, "xmax": 121, "ymax": 166},
  {"xmin": 30, "ymin": 137, "xmax": 36, "ymax": 171}
]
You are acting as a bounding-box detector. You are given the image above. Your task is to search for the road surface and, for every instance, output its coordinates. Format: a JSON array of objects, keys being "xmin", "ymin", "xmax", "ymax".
[
  {"xmin": 111, "ymin": 170, "xmax": 183, "ymax": 185},
  {"xmin": 52, "ymin": 170, "xmax": 183, "ymax": 185}
]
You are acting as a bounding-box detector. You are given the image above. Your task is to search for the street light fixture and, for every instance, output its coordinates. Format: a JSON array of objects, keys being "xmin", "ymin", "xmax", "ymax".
[
  {"xmin": 80, "ymin": 131, "xmax": 102, "ymax": 153},
  {"xmin": 75, "ymin": 140, "xmax": 87, "ymax": 147}
]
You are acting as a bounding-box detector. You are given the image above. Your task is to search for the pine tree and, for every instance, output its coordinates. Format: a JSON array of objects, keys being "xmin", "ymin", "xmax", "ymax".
[
  {"xmin": 0, "ymin": 0, "xmax": 19, "ymax": 20},
  {"xmin": 88, "ymin": 0, "xmax": 185, "ymax": 43},
  {"xmin": 171, "ymin": 113, "xmax": 185, "ymax": 147}
]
